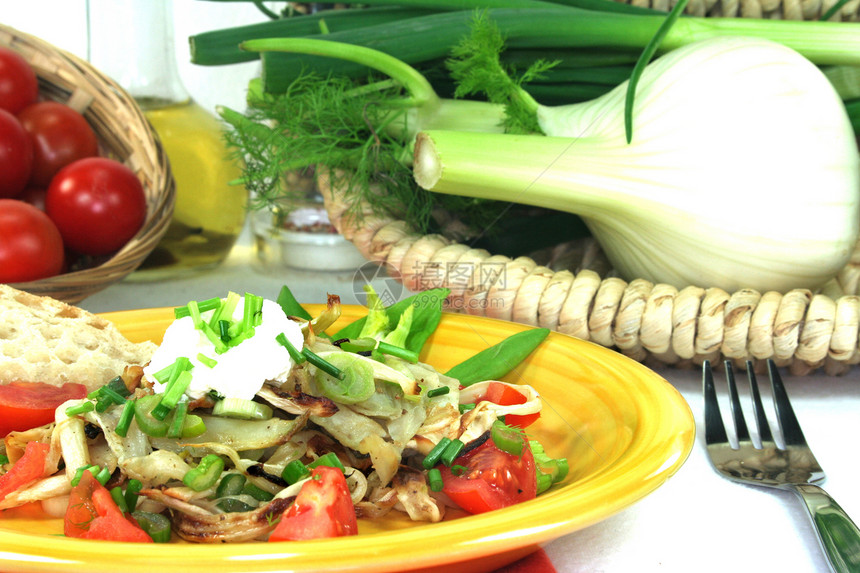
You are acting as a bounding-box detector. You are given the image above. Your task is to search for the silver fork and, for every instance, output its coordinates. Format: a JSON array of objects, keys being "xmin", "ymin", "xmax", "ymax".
[{"xmin": 703, "ymin": 359, "xmax": 860, "ymax": 572}]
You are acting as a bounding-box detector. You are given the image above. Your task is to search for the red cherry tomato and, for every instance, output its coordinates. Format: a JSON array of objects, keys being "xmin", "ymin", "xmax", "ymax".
[
  {"xmin": 0, "ymin": 199, "xmax": 64, "ymax": 282},
  {"xmin": 0, "ymin": 46, "xmax": 38, "ymax": 114},
  {"xmin": 440, "ymin": 436, "xmax": 537, "ymax": 514},
  {"xmin": 46, "ymin": 157, "xmax": 147, "ymax": 256},
  {"xmin": 17, "ymin": 101, "xmax": 99, "ymax": 187},
  {"xmin": 0, "ymin": 108, "xmax": 33, "ymax": 198},
  {"xmin": 0, "ymin": 382, "xmax": 88, "ymax": 437},
  {"xmin": 269, "ymin": 465, "xmax": 358, "ymax": 541}
]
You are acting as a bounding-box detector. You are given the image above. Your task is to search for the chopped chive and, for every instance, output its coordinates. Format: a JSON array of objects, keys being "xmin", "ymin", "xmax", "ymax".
[
  {"xmin": 308, "ymin": 452, "xmax": 345, "ymax": 473},
  {"xmin": 167, "ymin": 401, "xmax": 189, "ymax": 438},
  {"xmin": 422, "ymin": 437, "xmax": 452, "ymax": 469},
  {"xmin": 110, "ymin": 486, "xmax": 129, "ymax": 513},
  {"xmin": 95, "ymin": 466, "xmax": 112, "ymax": 486},
  {"xmin": 152, "ymin": 370, "xmax": 193, "ymax": 421},
  {"xmin": 303, "ymin": 348, "xmax": 344, "ymax": 380},
  {"xmin": 427, "ymin": 467, "xmax": 444, "ymax": 492},
  {"xmin": 377, "ymin": 341, "xmax": 419, "ymax": 363},
  {"xmin": 209, "ymin": 291, "xmax": 239, "ymax": 328},
  {"xmin": 114, "ymin": 399, "xmax": 136, "ymax": 438},
  {"xmin": 243, "ymin": 482, "xmax": 274, "ymax": 502},
  {"xmin": 124, "ymin": 479, "xmax": 142, "ymax": 511},
  {"xmin": 197, "ymin": 353, "xmax": 218, "ymax": 368},
  {"xmin": 441, "ymin": 439, "xmax": 465, "ymax": 466},
  {"xmin": 98, "ymin": 385, "xmax": 127, "ymax": 406},
  {"xmin": 218, "ymin": 319, "xmax": 232, "ymax": 343},
  {"xmin": 215, "ymin": 473, "xmax": 247, "ymax": 498},
  {"xmin": 276, "ymin": 332, "xmax": 306, "ymax": 363},
  {"xmin": 65, "ymin": 401, "xmax": 94, "ymax": 417},
  {"xmin": 174, "ymin": 297, "xmax": 222, "ymax": 318},
  {"xmin": 426, "ymin": 386, "xmax": 450, "ymax": 398},
  {"xmin": 71, "ymin": 465, "xmax": 98, "ymax": 486},
  {"xmin": 282, "ymin": 459, "xmax": 311, "ymax": 485}
]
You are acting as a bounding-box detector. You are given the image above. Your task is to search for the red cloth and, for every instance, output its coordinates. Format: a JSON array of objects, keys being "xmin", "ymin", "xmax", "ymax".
[{"xmin": 494, "ymin": 548, "xmax": 557, "ymax": 573}]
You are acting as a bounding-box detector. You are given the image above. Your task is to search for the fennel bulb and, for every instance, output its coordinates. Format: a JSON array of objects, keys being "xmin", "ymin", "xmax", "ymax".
[{"xmin": 414, "ymin": 37, "xmax": 860, "ymax": 293}]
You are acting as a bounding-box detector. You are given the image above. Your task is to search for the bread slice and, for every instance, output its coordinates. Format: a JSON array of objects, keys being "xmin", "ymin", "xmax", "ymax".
[{"xmin": 0, "ymin": 284, "xmax": 157, "ymax": 392}]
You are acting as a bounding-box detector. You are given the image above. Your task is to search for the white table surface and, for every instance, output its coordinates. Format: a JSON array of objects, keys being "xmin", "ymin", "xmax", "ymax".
[{"xmin": 80, "ymin": 223, "xmax": 860, "ymax": 573}]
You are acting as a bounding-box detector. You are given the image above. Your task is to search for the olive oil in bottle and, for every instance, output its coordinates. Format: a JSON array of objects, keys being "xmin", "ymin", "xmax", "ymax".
[{"xmin": 87, "ymin": 0, "xmax": 247, "ymax": 281}]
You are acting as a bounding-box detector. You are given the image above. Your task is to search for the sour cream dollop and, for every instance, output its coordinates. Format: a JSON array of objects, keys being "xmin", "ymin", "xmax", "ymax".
[{"xmin": 143, "ymin": 297, "xmax": 304, "ymax": 401}]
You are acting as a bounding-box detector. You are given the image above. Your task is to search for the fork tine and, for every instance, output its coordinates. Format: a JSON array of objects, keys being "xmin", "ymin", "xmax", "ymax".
[
  {"xmin": 703, "ymin": 360, "xmax": 729, "ymax": 444},
  {"xmin": 724, "ymin": 360, "xmax": 750, "ymax": 443},
  {"xmin": 745, "ymin": 361, "xmax": 774, "ymax": 444},
  {"xmin": 766, "ymin": 359, "xmax": 808, "ymax": 447}
]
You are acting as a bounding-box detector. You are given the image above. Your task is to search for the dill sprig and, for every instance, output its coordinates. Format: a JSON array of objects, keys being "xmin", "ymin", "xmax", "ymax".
[{"xmin": 220, "ymin": 72, "xmax": 509, "ymax": 234}]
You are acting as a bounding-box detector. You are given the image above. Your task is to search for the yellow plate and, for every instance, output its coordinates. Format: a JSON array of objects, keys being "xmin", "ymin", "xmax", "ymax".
[{"xmin": 0, "ymin": 306, "xmax": 694, "ymax": 573}]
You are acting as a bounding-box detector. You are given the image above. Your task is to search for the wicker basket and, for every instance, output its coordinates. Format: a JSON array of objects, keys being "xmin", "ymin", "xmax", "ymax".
[
  {"xmin": 616, "ymin": 0, "xmax": 860, "ymax": 20},
  {"xmin": 0, "ymin": 24, "xmax": 174, "ymax": 305}
]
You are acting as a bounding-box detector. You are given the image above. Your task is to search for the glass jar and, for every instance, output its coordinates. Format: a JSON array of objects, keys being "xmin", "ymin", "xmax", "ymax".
[{"xmin": 87, "ymin": 0, "xmax": 248, "ymax": 281}]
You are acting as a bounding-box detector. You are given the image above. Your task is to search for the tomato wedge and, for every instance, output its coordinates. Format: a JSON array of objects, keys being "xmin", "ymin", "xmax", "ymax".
[
  {"xmin": 441, "ymin": 435, "xmax": 536, "ymax": 515},
  {"xmin": 0, "ymin": 440, "xmax": 50, "ymax": 504},
  {"xmin": 481, "ymin": 381, "xmax": 540, "ymax": 429},
  {"xmin": 0, "ymin": 382, "xmax": 88, "ymax": 437},
  {"xmin": 64, "ymin": 470, "xmax": 152, "ymax": 542},
  {"xmin": 269, "ymin": 465, "xmax": 358, "ymax": 541}
]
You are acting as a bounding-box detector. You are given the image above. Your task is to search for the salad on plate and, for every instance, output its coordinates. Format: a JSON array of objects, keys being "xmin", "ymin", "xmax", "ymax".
[{"xmin": 0, "ymin": 285, "xmax": 566, "ymax": 543}]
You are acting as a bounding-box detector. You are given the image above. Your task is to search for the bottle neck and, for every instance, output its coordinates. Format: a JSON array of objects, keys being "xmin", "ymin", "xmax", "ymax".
[{"xmin": 86, "ymin": 0, "xmax": 189, "ymax": 108}]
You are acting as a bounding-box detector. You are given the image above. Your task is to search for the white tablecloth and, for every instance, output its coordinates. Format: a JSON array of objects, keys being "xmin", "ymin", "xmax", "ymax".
[{"xmin": 81, "ymin": 225, "xmax": 860, "ymax": 573}]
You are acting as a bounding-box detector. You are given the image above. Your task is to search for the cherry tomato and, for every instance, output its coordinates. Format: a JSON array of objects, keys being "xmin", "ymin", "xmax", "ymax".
[
  {"xmin": 269, "ymin": 465, "xmax": 358, "ymax": 541},
  {"xmin": 17, "ymin": 101, "xmax": 99, "ymax": 187},
  {"xmin": 0, "ymin": 108, "xmax": 33, "ymax": 198},
  {"xmin": 0, "ymin": 199, "xmax": 64, "ymax": 282},
  {"xmin": 0, "ymin": 46, "xmax": 38, "ymax": 115},
  {"xmin": 0, "ymin": 382, "xmax": 87, "ymax": 437},
  {"xmin": 46, "ymin": 157, "xmax": 146, "ymax": 256},
  {"xmin": 440, "ymin": 436, "xmax": 536, "ymax": 514},
  {"xmin": 64, "ymin": 470, "xmax": 152, "ymax": 542},
  {"xmin": 0, "ymin": 441, "xmax": 50, "ymax": 505},
  {"xmin": 481, "ymin": 381, "xmax": 540, "ymax": 428}
]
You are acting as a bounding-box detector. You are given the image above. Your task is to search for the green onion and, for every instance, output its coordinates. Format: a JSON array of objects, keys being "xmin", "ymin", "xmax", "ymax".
[
  {"xmin": 217, "ymin": 498, "xmax": 257, "ymax": 513},
  {"xmin": 133, "ymin": 394, "xmax": 170, "ymax": 437},
  {"xmin": 70, "ymin": 465, "xmax": 99, "ymax": 487},
  {"xmin": 218, "ymin": 319, "xmax": 232, "ymax": 343},
  {"xmin": 440, "ymin": 439, "xmax": 465, "ymax": 466},
  {"xmin": 308, "ymin": 452, "xmax": 346, "ymax": 473},
  {"xmin": 303, "ymin": 348, "xmax": 344, "ymax": 379},
  {"xmin": 0, "ymin": 454, "xmax": 8, "ymax": 465},
  {"xmin": 64, "ymin": 401, "xmax": 94, "ymax": 417},
  {"xmin": 215, "ymin": 473, "xmax": 247, "ymax": 498},
  {"xmin": 491, "ymin": 420, "xmax": 524, "ymax": 456},
  {"xmin": 152, "ymin": 370, "xmax": 193, "ymax": 421},
  {"xmin": 180, "ymin": 413, "xmax": 207, "ymax": 438},
  {"xmin": 377, "ymin": 341, "xmax": 420, "ymax": 363},
  {"xmin": 110, "ymin": 486, "xmax": 129, "ymax": 513},
  {"xmin": 132, "ymin": 511, "xmax": 171, "ymax": 543},
  {"xmin": 276, "ymin": 332, "xmax": 306, "ymax": 363},
  {"xmin": 422, "ymin": 437, "xmax": 452, "ymax": 469},
  {"xmin": 183, "ymin": 454, "xmax": 225, "ymax": 491},
  {"xmin": 114, "ymin": 399, "xmax": 136, "ymax": 438},
  {"xmin": 197, "ymin": 353, "xmax": 218, "ymax": 368},
  {"xmin": 281, "ymin": 459, "xmax": 311, "ymax": 485},
  {"xmin": 167, "ymin": 401, "xmax": 189, "ymax": 439},
  {"xmin": 427, "ymin": 467, "xmax": 444, "ymax": 492},
  {"xmin": 458, "ymin": 403, "xmax": 476, "ymax": 414},
  {"xmin": 174, "ymin": 297, "xmax": 221, "ymax": 318},
  {"xmin": 426, "ymin": 386, "xmax": 450, "ymax": 398},
  {"xmin": 125, "ymin": 479, "xmax": 142, "ymax": 512},
  {"xmin": 212, "ymin": 397, "xmax": 273, "ymax": 420},
  {"xmin": 95, "ymin": 466, "xmax": 112, "ymax": 486},
  {"xmin": 208, "ymin": 291, "xmax": 240, "ymax": 328}
]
